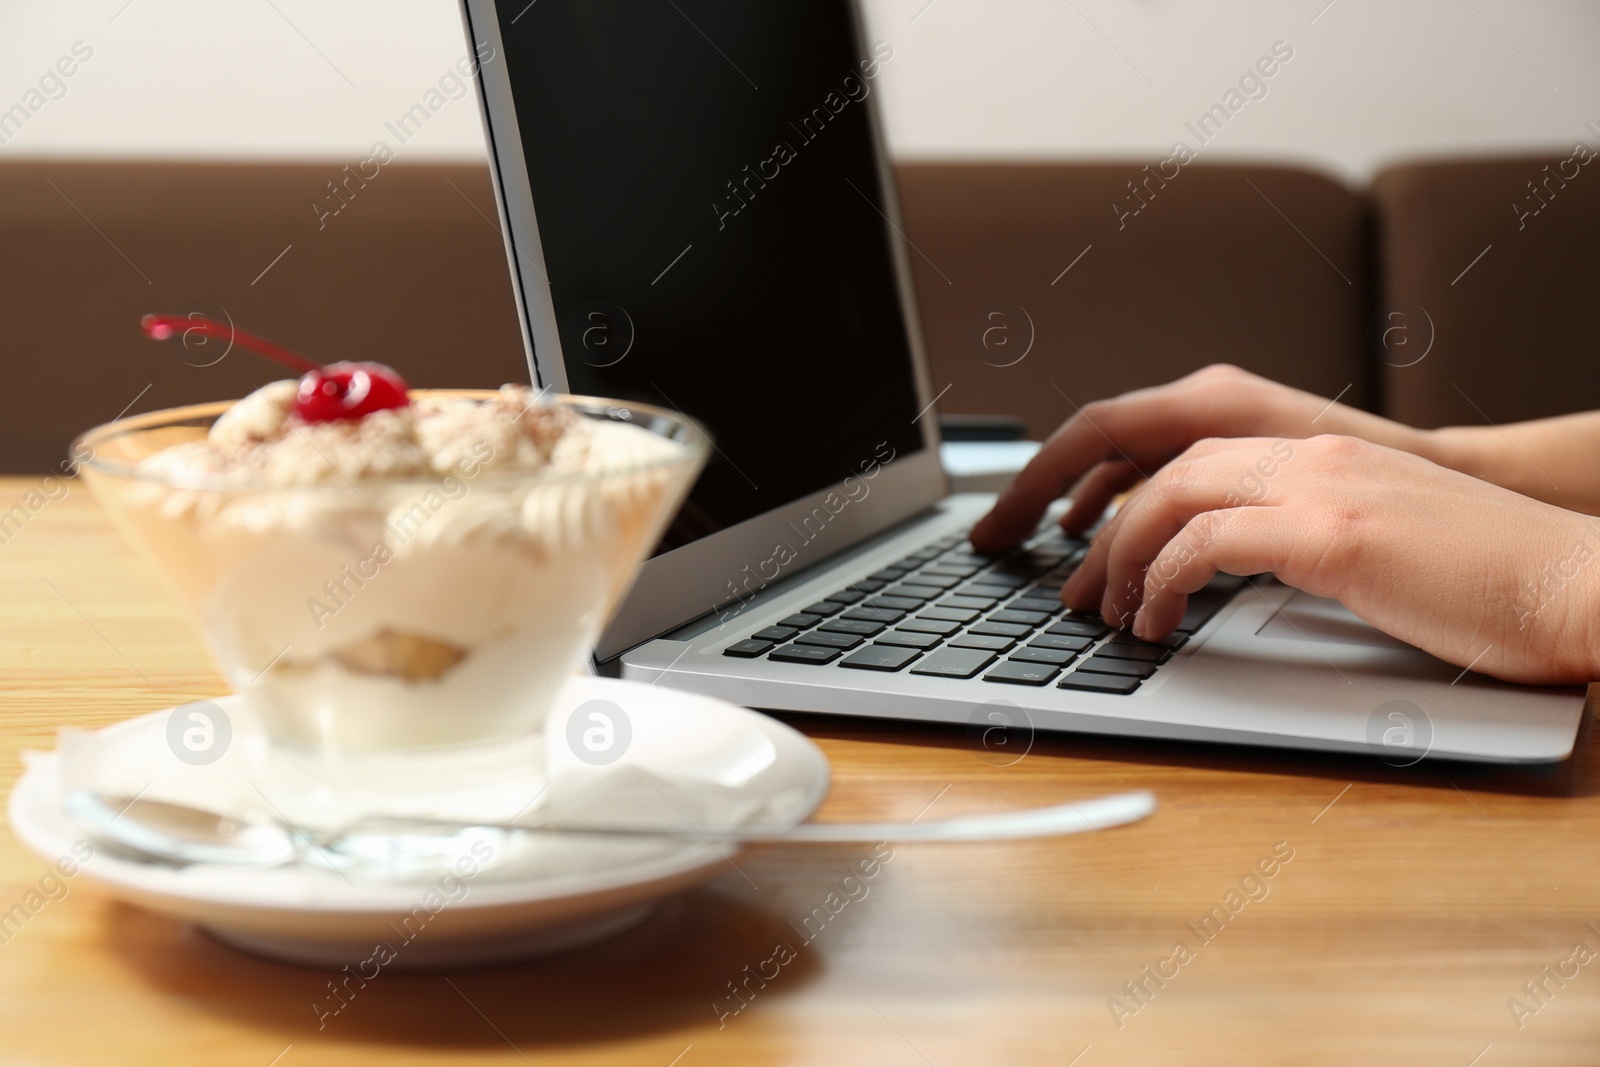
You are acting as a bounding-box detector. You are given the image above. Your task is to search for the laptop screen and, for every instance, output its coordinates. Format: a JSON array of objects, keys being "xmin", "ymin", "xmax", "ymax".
[{"xmin": 492, "ymin": 0, "xmax": 926, "ymax": 554}]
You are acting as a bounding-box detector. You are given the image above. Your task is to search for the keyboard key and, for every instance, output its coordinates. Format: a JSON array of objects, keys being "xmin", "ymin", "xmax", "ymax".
[
  {"xmin": 753, "ymin": 626, "xmax": 799, "ymax": 642},
  {"xmin": 803, "ymin": 600, "xmax": 846, "ymax": 616},
  {"xmin": 1047, "ymin": 618, "xmax": 1110, "ymax": 639},
  {"xmin": 820, "ymin": 618, "xmax": 886, "ymax": 636},
  {"xmin": 844, "ymin": 606, "xmax": 906, "ymax": 624},
  {"xmin": 910, "ymin": 647, "xmax": 997, "ymax": 678},
  {"xmin": 769, "ymin": 644, "xmax": 842, "ymax": 665},
  {"xmin": 968, "ymin": 621, "xmax": 1032, "ymax": 638},
  {"xmin": 877, "ymin": 629, "xmax": 944, "ymax": 649},
  {"xmin": 900, "ymin": 618, "xmax": 962, "ymax": 636},
  {"xmin": 1027, "ymin": 580, "xmax": 1065, "ymax": 596},
  {"xmin": 852, "ymin": 579, "xmax": 888, "ymax": 593},
  {"xmin": 990, "ymin": 566, "xmax": 1049, "ymax": 586},
  {"xmin": 918, "ymin": 606, "xmax": 979, "ymax": 623},
  {"xmin": 893, "ymin": 583, "xmax": 945, "ymax": 601},
  {"xmin": 1011, "ymin": 645, "xmax": 1075, "ymax": 665},
  {"xmin": 1058, "ymin": 671, "xmax": 1141, "ymax": 694},
  {"xmin": 1029, "ymin": 633, "xmax": 1094, "ymax": 652},
  {"xmin": 868, "ymin": 568, "xmax": 908, "ymax": 583},
  {"xmin": 868, "ymin": 595, "xmax": 923, "ymax": 612},
  {"xmin": 840, "ymin": 644, "xmax": 922, "ymax": 671},
  {"xmin": 778, "ymin": 613, "xmax": 821, "ymax": 629},
  {"xmin": 962, "ymin": 584, "xmax": 1016, "ymax": 600},
  {"xmin": 796, "ymin": 630, "xmax": 865, "ymax": 650},
  {"xmin": 723, "ymin": 639, "xmax": 774, "ymax": 658},
  {"xmin": 989, "ymin": 609, "xmax": 1050, "ymax": 626},
  {"xmin": 949, "ymin": 633, "xmax": 1016, "ymax": 652},
  {"xmin": 984, "ymin": 660, "xmax": 1062, "ymax": 686},
  {"xmin": 1108, "ymin": 632, "xmax": 1187, "ymax": 651},
  {"xmin": 828, "ymin": 589, "xmax": 866, "ymax": 604},
  {"xmin": 1094, "ymin": 643, "xmax": 1169, "ymax": 663},
  {"xmin": 920, "ymin": 564, "xmax": 981, "ymax": 578},
  {"xmin": 940, "ymin": 595, "xmax": 998, "ymax": 611},
  {"xmin": 942, "ymin": 552, "xmax": 997, "ymax": 567},
  {"xmin": 1175, "ymin": 586, "xmax": 1237, "ymax": 633},
  {"xmin": 1008, "ymin": 597, "xmax": 1063, "ymax": 616},
  {"xmin": 905, "ymin": 573, "xmax": 961, "ymax": 589},
  {"xmin": 1077, "ymin": 656, "xmax": 1157, "ymax": 678}
]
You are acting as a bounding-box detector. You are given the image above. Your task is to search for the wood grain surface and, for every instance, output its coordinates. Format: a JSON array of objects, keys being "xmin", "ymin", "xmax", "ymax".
[{"xmin": 2, "ymin": 476, "xmax": 1598, "ymax": 1066}]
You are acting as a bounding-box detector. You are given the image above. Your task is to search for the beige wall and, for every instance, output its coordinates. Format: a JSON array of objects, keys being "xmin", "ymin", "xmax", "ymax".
[{"xmin": 2, "ymin": 0, "xmax": 1595, "ymax": 180}]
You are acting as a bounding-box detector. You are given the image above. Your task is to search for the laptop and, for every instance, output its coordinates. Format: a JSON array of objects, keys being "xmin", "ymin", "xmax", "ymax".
[{"xmin": 459, "ymin": 0, "xmax": 1588, "ymax": 763}]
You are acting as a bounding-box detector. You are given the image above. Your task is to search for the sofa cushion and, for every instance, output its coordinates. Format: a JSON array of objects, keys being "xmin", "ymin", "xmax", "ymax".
[
  {"xmin": 0, "ymin": 158, "xmax": 1371, "ymax": 471},
  {"xmin": 893, "ymin": 161, "xmax": 1372, "ymax": 441},
  {"xmin": 1371, "ymin": 154, "xmax": 1600, "ymax": 427},
  {"xmin": 0, "ymin": 161, "xmax": 527, "ymax": 473}
]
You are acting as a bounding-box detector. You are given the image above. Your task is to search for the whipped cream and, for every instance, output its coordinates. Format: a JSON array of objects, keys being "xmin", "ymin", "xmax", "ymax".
[{"xmin": 144, "ymin": 383, "xmax": 582, "ymax": 486}]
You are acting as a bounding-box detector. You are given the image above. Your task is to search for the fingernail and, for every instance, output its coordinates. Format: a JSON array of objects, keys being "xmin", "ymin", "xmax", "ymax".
[{"xmin": 1132, "ymin": 608, "xmax": 1150, "ymax": 640}]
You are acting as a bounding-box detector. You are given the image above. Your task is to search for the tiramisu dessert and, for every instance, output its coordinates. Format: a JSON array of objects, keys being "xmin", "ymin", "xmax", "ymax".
[{"xmin": 73, "ymin": 316, "xmax": 705, "ymax": 750}]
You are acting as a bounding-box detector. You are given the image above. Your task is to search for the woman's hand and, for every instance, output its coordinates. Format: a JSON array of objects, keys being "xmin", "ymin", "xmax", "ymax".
[
  {"xmin": 1055, "ymin": 434, "xmax": 1600, "ymax": 685},
  {"xmin": 969, "ymin": 364, "xmax": 1447, "ymax": 551}
]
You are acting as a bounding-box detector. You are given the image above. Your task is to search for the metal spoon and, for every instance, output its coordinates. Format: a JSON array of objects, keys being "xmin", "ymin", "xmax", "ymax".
[{"xmin": 64, "ymin": 788, "xmax": 1157, "ymax": 870}]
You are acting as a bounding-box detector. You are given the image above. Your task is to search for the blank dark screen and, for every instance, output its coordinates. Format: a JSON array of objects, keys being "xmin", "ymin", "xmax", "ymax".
[{"xmin": 494, "ymin": 0, "xmax": 925, "ymax": 552}]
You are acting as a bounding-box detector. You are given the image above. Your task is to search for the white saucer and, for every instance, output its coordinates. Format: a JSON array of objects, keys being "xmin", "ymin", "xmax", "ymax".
[{"xmin": 8, "ymin": 677, "xmax": 830, "ymax": 968}]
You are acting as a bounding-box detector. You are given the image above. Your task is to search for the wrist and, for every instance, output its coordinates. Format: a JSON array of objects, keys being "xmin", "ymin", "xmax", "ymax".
[
  {"xmin": 1418, "ymin": 425, "xmax": 1498, "ymax": 481},
  {"xmin": 1551, "ymin": 515, "xmax": 1600, "ymax": 684},
  {"xmin": 1510, "ymin": 507, "xmax": 1600, "ymax": 683}
]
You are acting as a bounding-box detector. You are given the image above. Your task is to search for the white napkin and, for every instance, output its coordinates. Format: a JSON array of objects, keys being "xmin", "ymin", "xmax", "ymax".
[{"xmin": 48, "ymin": 706, "xmax": 777, "ymax": 883}]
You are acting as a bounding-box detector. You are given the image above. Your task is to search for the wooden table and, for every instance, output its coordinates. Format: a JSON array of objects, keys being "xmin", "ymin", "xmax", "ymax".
[{"xmin": 3, "ymin": 475, "xmax": 1598, "ymax": 1066}]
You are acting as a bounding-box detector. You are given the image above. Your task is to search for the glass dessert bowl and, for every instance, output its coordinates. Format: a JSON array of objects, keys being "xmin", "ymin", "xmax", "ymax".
[{"xmin": 73, "ymin": 384, "xmax": 707, "ymax": 752}]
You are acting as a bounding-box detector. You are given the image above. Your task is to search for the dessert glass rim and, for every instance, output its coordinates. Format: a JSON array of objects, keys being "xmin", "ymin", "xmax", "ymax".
[{"xmin": 69, "ymin": 389, "xmax": 711, "ymax": 493}]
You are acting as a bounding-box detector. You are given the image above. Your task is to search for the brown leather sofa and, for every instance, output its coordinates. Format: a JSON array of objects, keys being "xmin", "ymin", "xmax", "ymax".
[{"xmin": 1, "ymin": 155, "xmax": 1595, "ymax": 472}]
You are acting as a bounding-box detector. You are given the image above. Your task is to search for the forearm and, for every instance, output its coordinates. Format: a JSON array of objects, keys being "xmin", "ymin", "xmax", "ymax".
[{"xmin": 1427, "ymin": 413, "xmax": 1600, "ymax": 515}]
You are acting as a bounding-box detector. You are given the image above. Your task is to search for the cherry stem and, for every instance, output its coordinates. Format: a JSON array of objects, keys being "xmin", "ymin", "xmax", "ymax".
[{"xmin": 140, "ymin": 314, "xmax": 322, "ymax": 375}]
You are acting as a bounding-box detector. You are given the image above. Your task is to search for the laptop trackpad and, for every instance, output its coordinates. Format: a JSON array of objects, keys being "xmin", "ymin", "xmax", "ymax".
[{"xmin": 1254, "ymin": 592, "xmax": 1415, "ymax": 652}]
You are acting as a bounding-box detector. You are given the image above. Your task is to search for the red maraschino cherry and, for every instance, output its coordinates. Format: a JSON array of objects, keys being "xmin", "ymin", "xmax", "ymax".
[
  {"xmin": 141, "ymin": 314, "xmax": 410, "ymax": 423},
  {"xmin": 294, "ymin": 363, "xmax": 410, "ymax": 422}
]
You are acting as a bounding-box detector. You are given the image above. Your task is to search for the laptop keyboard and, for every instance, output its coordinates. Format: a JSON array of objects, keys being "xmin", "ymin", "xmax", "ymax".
[{"xmin": 722, "ymin": 528, "xmax": 1237, "ymax": 694}]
